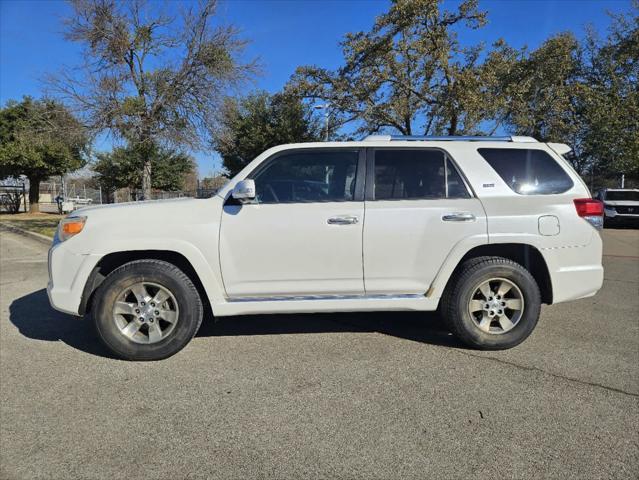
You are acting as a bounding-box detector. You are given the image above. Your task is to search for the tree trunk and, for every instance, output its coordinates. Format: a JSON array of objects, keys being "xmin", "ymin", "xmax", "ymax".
[
  {"xmin": 447, "ymin": 115, "xmax": 458, "ymax": 136},
  {"xmin": 142, "ymin": 158, "xmax": 152, "ymax": 200},
  {"xmin": 28, "ymin": 177, "xmax": 41, "ymax": 213}
]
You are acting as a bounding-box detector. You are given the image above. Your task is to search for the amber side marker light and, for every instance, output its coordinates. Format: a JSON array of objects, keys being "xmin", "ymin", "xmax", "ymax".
[{"xmin": 58, "ymin": 216, "xmax": 87, "ymax": 242}]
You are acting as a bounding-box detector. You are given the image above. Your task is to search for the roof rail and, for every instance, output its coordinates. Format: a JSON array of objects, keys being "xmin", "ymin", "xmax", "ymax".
[{"xmin": 363, "ymin": 135, "xmax": 538, "ymax": 143}]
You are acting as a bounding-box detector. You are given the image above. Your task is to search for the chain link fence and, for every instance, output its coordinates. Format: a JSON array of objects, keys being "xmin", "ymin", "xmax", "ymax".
[{"xmin": 34, "ymin": 180, "xmax": 224, "ymax": 213}]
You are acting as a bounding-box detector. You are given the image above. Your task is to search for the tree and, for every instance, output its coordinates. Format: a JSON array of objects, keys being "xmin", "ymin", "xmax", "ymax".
[
  {"xmin": 499, "ymin": 34, "xmax": 583, "ymax": 141},
  {"xmin": 289, "ymin": 0, "xmax": 491, "ymax": 137},
  {"xmin": 212, "ymin": 91, "xmax": 322, "ymax": 176},
  {"xmin": 49, "ymin": 0, "xmax": 254, "ymax": 199},
  {"xmin": 93, "ymin": 143, "xmax": 196, "ymax": 202},
  {"xmin": 0, "ymin": 97, "xmax": 88, "ymax": 212},
  {"xmin": 580, "ymin": 2, "xmax": 639, "ymax": 182}
]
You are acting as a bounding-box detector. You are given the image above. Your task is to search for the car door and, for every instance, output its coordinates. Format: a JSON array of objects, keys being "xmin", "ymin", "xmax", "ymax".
[
  {"xmin": 219, "ymin": 148, "xmax": 366, "ymax": 299},
  {"xmin": 363, "ymin": 147, "xmax": 487, "ymax": 295}
]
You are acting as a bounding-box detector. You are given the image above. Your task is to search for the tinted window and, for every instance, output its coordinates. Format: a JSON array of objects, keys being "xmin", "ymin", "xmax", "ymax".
[
  {"xmin": 373, "ymin": 149, "xmax": 469, "ymax": 200},
  {"xmin": 478, "ymin": 148, "xmax": 573, "ymax": 195},
  {"xmin": 252, "ymin": 150, "xmax": 359, "ymax": 203},
  {"xmin": 446, "ymin": 158, "xmax": 471, "ymax": 198},
  {"xmin": 605, "ymin": 191, "xmax": 639, "ymax": 201}
]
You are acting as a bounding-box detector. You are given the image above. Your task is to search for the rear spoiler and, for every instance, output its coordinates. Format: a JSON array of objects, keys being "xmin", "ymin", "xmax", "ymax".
[{"xmin": 547, "ymin": 143, "xmax": 572, "ymax": 156}]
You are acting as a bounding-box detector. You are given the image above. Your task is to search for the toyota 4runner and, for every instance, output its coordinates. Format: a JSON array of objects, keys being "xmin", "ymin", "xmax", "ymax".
[{"xmin": 47, "ymin": 135, "xmax": 604, "ymax": 360}]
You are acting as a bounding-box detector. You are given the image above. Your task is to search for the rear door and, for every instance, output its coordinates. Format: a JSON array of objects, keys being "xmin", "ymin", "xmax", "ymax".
[{"xmin": 362, "ymin": 148, "xmax": 487, "ymax": 295}]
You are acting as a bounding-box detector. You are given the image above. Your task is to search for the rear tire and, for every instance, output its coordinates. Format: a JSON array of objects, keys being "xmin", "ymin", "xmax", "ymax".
[
  {"xmin": 442, "ymin": 256, "xmax": 541, "ymax": 350},
  {"xmin": 92, "ymin": 260, "xmax": 203, "ymax": 361}
]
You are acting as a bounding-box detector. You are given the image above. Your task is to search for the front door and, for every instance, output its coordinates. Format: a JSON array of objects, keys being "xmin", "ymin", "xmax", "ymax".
[
  {"xmin": 363, "ymin": 148, "xmax": 487, "ymax": 295},
  {"xmin": 219, "ymin": 148, "xmax": 366, "ymax": 299}
]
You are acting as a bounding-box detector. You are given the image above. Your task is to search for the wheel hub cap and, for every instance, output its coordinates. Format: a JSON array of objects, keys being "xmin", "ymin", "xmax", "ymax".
[
  {"xmin": 468, "ymin": 278, "xmax": 524, "ymax": 335},
  {"xmin": 112, "ymin": 282, "xmax": 179, "ymax": 344}
]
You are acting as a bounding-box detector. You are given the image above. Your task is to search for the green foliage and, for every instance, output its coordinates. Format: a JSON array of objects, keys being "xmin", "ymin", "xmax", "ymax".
[
  {"xmin": 496, "ymin": 2, "xmax": 638, "ymax": 180},
  {"xmin": 579, "ymin": 4, "xmax": 639, "ymax": 179},
  {"xmin": 502, "ymin": 33, "xmax": 582, "ymax": 143},
  {"xmin": 93, "ymin": 143, "xmax": 195, "ymax": 201},
  {"xmin": 290, "ymin": 0, "xmax": 490, "ymax": 136},
  {"xmin": 0, "ymin": 97, "xmax": 88, "ymax": 211},
  {"xmin": 0, "ymin": 97, "xmax": 87, "ymax": 179},
  {"xmin": 291, "ymin": 0, "xmax": 637, "ymax": 186},
  {"xmin": 212, "ymin": 91, "xmax": 322, "ymax": 176}
]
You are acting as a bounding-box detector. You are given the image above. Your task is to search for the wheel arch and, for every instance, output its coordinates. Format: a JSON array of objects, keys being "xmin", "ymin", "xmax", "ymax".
[
  {"xmin": 79, "ymin": 250, "xmax": 213, "ymax": 318},
  {"xmin": 439, "ymin": 243, "xmax": 553, "ymax": 305}
]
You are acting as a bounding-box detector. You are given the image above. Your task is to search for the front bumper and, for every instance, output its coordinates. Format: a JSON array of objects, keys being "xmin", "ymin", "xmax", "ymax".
[
  {"xmin": 604, "ymin": 209, "xmax": 639, "ymax": 221},
  {"xmin": 47, "ymin": 242, "xmax": 101, "ymax": 316}
]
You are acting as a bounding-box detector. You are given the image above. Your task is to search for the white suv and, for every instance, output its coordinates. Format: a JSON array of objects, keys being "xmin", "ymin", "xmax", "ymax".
[{"xmin": 47, "ymin": 136, "xmax": 604, "ymax": 360}]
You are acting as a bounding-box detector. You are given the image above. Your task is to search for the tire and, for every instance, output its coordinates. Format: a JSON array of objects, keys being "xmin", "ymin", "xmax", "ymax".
[
  {"xmin": 442, "ymin": 256, "xmax": 541, "ymax": 350},
  {"xmin": 91, "ymin": 260, "xmax": 203, "ymax": 361}
]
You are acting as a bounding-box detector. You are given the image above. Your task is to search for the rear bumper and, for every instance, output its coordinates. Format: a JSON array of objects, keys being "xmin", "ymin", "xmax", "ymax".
[
  {"xmin": 47, "ymin": 243, "xmax": 101, "ymax": 316},
  {"xmin": 547, "ymin": 264, "xmax": 604, "ymax": 303},
  {"xmin": 542, "ymin": 232, "xmax": 604, "ymax": 304}
]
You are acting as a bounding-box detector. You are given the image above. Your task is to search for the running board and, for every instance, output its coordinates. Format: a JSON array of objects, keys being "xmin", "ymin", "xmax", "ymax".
[
  {"xmin": 227, "ymin": 293, "xmax": 425, "ymax": 303},
  {"xmin": 214, "ymin": 293, "xmax": 438, "ymax": 316}
]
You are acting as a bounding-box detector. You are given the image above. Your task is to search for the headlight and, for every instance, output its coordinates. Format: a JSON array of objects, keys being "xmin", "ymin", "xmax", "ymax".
[
  {"xmin": 58, "ymin": 216, "xmax": 87, "ymax": 242},
  {"xmin": 604, "ymin": 203, "xmax": 616, "ymax": 211}
]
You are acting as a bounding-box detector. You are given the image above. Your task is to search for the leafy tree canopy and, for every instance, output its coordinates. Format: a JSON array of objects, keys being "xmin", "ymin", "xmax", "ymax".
[
  {"xmin": 93, "ymin": 143, "xmax": 195, "ymax": 202},
  {"xmin": 289, "ymin": 0, "xmax": 491, "ymax": 136},
  {"xmin": 0, "ymin": 96, "xmax": 88, "ymax": 211},
  {"xmin": 212, "ymin": 91, "xmax": 322, "ymax": 176},
  {"xmin": 579, "ymin": 2, "xmax": 639, "ymax": 177}
]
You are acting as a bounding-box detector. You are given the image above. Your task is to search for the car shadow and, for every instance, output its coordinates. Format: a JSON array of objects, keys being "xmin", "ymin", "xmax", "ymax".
[
  {"xmin": 8, "ymin": 289, "xmax": 116, "ymax": 358},
  {"xmin": 9, "ymin": 289, "xmax": 462, "ymax": 359}
]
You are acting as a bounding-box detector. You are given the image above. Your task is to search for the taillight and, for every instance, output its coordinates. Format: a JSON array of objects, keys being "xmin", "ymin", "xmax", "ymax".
[{"xmin": 574, "ymin": 198, "xmax": 604, "ymax": 230}]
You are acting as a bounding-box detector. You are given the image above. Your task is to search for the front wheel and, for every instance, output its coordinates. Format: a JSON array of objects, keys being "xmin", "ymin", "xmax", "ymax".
[
  {"xmin": 442, "ymin": 257, "xmax": 541, "ymax": 350},
  {"xmin": 92, "ymin": 260, "xmax": 203, "ymax": 361}
]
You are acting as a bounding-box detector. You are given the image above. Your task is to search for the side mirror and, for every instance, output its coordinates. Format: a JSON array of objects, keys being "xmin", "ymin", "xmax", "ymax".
[{"xmin": 231, "ymin": 179, "xmax": 256, "ymax": 202}]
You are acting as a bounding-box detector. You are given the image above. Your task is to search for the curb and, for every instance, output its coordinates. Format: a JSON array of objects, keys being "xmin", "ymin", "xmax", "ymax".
[{"xmin": 0, "ymin": 222, "xmax": 53, "ymax": 246}]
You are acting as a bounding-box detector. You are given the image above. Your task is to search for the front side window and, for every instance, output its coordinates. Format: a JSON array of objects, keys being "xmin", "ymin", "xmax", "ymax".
[
  {"xmin": 252, "ymin": 150, "xmax": 359, "ymax": 204},
  {"xmin": 373, "ymin": 149, "xmax": 470, "ymax": 200},
  {"xmin": 478, "ymin": 148, "xmax": 574, "ymax": 195}
]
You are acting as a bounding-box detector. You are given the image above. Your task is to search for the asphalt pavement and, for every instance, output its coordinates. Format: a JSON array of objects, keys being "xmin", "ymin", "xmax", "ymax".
[{"xmin": 1, "ymin": 227, "xmax": 637, "ymax": 479}]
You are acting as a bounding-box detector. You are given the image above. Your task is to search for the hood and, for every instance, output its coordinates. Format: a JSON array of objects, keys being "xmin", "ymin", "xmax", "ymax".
[{"xmin": 72, "ymin": 197, "xmax": 198, "ymax": 216}]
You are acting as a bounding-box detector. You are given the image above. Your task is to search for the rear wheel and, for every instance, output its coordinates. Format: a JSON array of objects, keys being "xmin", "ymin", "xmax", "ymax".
[
  {"xmin": 442, "ymin": 257, "xmax": 541, "ymax": 350},
  {"xmin": 92, "ymin": 260, "xmax": 203, "ymax": 361}
]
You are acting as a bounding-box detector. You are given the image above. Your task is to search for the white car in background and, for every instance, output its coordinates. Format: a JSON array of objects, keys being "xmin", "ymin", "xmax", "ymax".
[
  {"xmin": 596, "ymin": 188, "xmax": 639, "ymax": 226},
  {"xmin": 47, "ymin": 135, "xmax": 604, "ymax": 360}
]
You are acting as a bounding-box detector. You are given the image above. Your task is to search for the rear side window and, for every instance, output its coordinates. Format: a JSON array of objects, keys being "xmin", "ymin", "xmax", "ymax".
[
  {"xmin": 478, "ymin": 148, "xmax": 573, "ymax": 195},
  {"xmin": 373, "ymin": 149, "xmax": 470, "ymax": 200}
]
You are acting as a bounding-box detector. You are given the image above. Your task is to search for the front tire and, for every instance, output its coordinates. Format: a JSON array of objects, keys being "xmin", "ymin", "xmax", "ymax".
[
  {"xmin": 442, "ymin": 257, "xmax": 541, "ymax": 350},
  {"xmin": 92, "ymin": 260, "xmax": 203, "ymax": 361}
]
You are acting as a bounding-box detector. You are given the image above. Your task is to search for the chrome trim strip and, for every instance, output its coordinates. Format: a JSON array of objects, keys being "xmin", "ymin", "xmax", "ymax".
[{"xmin": 227, "ymin": 293, "xmax": 425, "ymax": 303}]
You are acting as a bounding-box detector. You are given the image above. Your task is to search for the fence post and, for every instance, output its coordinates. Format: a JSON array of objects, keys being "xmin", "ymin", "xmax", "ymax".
[{"xmin": 22, "ymin": 183, "xmax": 27, "ymax": 213}]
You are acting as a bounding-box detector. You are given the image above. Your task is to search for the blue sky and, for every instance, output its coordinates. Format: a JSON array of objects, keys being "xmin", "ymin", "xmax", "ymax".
[{"xmin": 0, "ymin": 0, "xmax": 632, "ymax": 176}]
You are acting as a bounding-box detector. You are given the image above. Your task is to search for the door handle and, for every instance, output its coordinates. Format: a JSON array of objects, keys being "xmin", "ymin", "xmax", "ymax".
[
  {"xmin": 327, "ymin": 216, "xmax": 359, "ymax": 225},
  {"xmin": 442, "ymin": 212, "xmax": 476, "ymax": 222}
]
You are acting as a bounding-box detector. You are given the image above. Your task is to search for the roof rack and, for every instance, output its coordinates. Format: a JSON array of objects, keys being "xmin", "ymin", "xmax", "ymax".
[{"xmin": 363, "ymin": 135, "xmax": 538, "ymax": 143}]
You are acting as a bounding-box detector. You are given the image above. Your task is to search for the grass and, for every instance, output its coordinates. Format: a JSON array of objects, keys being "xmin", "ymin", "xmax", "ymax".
[{"xmin": 0, "ymin": 213, "xmax": 62, "ymax": 238}]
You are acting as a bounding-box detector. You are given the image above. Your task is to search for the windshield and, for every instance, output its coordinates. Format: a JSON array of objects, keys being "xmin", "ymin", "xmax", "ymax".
[{"xmin": 605, "ymin": 191, "xmax": 639, "ymax": 201}]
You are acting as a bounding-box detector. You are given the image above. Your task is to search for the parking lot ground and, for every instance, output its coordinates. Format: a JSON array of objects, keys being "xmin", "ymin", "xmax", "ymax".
[{"xmin": 1, "ymin": 228, "xmax": 638, "ymax": 479}]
